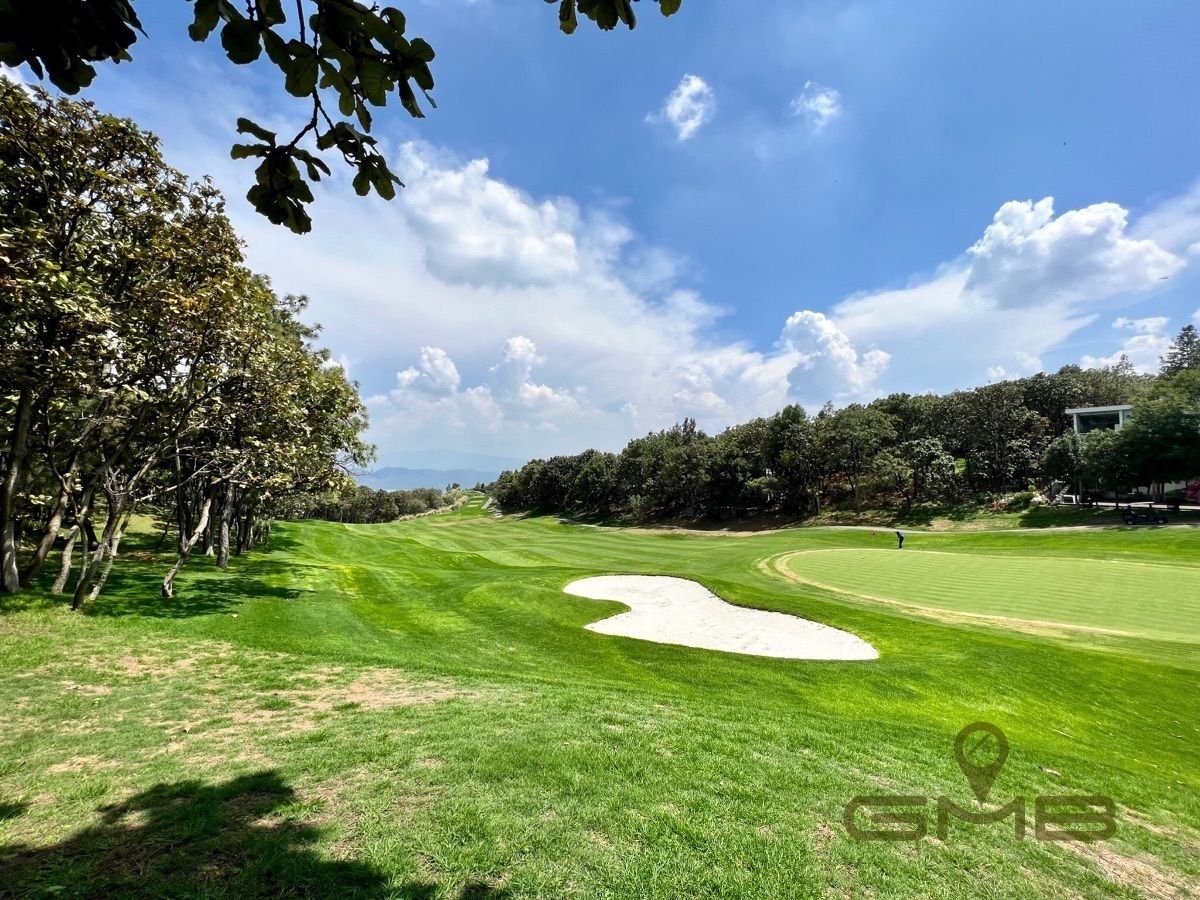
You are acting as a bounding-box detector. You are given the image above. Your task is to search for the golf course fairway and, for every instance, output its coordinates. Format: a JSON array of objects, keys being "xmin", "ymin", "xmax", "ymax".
[
  {"xmin": 775, "ymin": 548, "xmax": 1200, "ymax": 642},
  {"xmin": 2, "ymin": 496, "xmax": 1198, "ymax": 899}
]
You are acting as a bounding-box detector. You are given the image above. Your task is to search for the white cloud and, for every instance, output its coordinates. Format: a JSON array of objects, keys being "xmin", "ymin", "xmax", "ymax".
[
  {"xmin": 386, "ymin": 337, "xmax": 582, "ymax": 441},
  {"xmin": 648, "ymin": 74, "xmax": 715, "ymax": 142},
  {"xmin": 399, "ymin": 147, "xmax": 580, "ymax": 287},
  {"xmin": 394, "ymin": 346, "xmax": 461, "ymax": 397},
  {"xmin": 829, "ymin": 195, "xmax": 1184, "ymax": 392},
  {"xmin": 1132, "ymin": 180, "xmax": 1200, "ymax": 256},
  {"xmin": 1080, "ymin": 317, "xmax": 1172, "ymax": 373},
  {"xmin": 965, "ymin": 198, "xmax": 1184, "ymax": 308},
  {"xmin": 790, "ymin": 81, "xmax": 842, "ymax": 132},
  {"xmin": 115, "ymin": 60, "xmax": 1191, "ymax": 462},
  {"xmin": 781, "ymin": 311, "xmax": 889, "ymax": 405},
  {"xmin": 223, "ymin": 143, "xmax": 1191, "ymax": 461}
]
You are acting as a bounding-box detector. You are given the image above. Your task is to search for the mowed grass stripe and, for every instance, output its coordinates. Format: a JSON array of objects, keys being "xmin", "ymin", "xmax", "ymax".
[{"xmin": 781, "ymin": 549, "xmax": 1200, "ymax": 642}]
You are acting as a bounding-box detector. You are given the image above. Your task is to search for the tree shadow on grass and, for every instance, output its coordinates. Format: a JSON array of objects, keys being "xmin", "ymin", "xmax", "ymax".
[
  {"xmin": 0, "ymin": 771, "xmax": 514, "ymax": 900},
  {"xmin": 73, "ymin": 559, "xmax": 320, "ymax": 619},
  {"xmin": 0, "ymin": 800, "xmax": 27, "ymax": 821}
]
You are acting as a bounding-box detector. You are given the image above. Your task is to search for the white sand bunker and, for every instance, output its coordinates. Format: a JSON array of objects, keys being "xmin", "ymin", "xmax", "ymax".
[{"xmin": 563, "ymin": 576, "xmax": 878, "ymax": 661}]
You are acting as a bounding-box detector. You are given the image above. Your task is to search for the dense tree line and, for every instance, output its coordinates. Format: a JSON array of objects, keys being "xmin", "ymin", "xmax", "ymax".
[
  {"xmin": 492, "ymin": 350, "xmax": 1200, "ymax": 521},
  {"xmin": 283, "ymin": 485, "xmax": 456, "ymax": 524},
  {"xmin": 0, "ymin": 84, "xmax": 370, "ymax": 605}
]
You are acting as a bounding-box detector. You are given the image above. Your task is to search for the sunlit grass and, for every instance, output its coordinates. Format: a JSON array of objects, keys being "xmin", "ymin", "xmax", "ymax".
[{"xmin": 1, "ymin": 496, "xmax": 1198, "ymax": 898}]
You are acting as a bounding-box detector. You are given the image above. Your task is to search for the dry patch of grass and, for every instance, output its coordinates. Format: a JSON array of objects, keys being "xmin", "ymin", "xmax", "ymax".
[{"xmin": 1064, "ymin": 840, "xmax": 1200, "ymax": 900}]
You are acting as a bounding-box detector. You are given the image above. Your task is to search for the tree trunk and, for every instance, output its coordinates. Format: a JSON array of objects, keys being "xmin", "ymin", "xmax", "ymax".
[
  {"xmin": 51, "ymin": 473, "xmax": 102, "ymax": 596},
  {"xmin": 52, "ymin": 524, "xmax": 80, "ymax": 594},
  {"xmin": 85, "ymin": 508, "xmax": 134, "ymax": 604},
  {"xmin": 176, "ymin": 473, "xmax": 192, "ymax": 556},
  {"xmin": 1, "ymin": 384, "xmax": 33, "ymax": 594},
  {"xmin": 237, "ymin": 510, "xmax": 253, "ymax": 554},
  {"xmin": 72, "ymin": 498, "xmax": 124, "ymax": 610},
  {"xmin": 162, "ymin": 486, "xmax": 214, "ymax": 599},
  {"xmin": 216, "ymin": 482, "xmax": 234, "ymax": 569},
  {"xmin": 20, "ymin": 451, "xmax": 82, "ymax": 587},
  {"xmin": 154, "ymin": 515, "xmax": 172, "ymax": 552},
  {"xmin": 202, "ymin": 505, "xmax": 215, "ymax": 556}
]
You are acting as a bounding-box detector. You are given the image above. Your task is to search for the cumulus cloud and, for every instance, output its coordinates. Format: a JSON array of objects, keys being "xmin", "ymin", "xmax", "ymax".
[
  {"xmin": 781, "ymin": 311, "xmax": 889, "ymax": 405},
  {"xmin": 1080, "ymin": 316, "xmax": 1172, "ymax": 373},
  {"xmin": 1132, "ymin": 179, "xmax": 1200, "ymax": 256},
  {"xmin": 395, "ymin": 346, "xmax": 461, "ymax": 397},
  {"xmin": 790, "ymin": 81, "xmax": 842, "ymax": 132},
  {"xmin": 197, "ymin": 124, "xmax": 1189, "ymax": 461},
  {"xmin": 399, "ymin": 147, "xmax": 580, "ymax": 287},
  {"xmin": 964, "ymin": 198, "xmax": 1184, "ymax": 309},
  {"xmin": 386, "ymin": 337, "xmax": 581, "ymax": 440},
  {"xmin": 648, "ymin": 74, "xmax": 715, "ymax": 141},
  {"xmin": 827, "ymin": 195, "xmax": 1187, "ymax": 392}
]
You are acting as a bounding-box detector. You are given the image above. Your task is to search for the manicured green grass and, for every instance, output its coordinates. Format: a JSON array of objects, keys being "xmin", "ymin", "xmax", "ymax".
[
  {"xmin": 1, "ymin": 496, "xmax": 1198, "ymax": 898},
  {"xmin": 779, "ymin": 547, "xmax": 1200, "ymax": 642}
]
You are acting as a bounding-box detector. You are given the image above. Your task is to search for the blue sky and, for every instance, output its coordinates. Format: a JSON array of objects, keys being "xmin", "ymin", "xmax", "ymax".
[{"xmin": 9, "ymin": 0, "xmax": 1200, "ymax": 467}]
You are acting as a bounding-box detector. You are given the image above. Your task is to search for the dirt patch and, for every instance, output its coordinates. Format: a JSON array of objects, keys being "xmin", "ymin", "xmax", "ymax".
[
  {"xmin": 157, "ymin": 668, "xmax": 484, "ymax": 743},
  {"xmin": 61, "ymin": 680, "xmax": 111, "ymax": 696},
  {"xmin": 1122, "ymin": 806, "xmax": 1200, "ymax": 849},
  {"xmin": 283, "ymin": 669, "xmax": 470, "ymax": 713},
  {"xmin": 1065, "ymin": 840, "xmax": 1200, "ymax": 900},
  {"xmin": 45, "ymin": 755, "xmax": 122, "ymax": 775}
]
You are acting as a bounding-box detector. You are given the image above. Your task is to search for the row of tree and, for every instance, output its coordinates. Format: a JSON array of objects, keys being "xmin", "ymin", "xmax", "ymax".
[
  {"xmin": 0, "ymin": 84, "xmax": 371, "ymax": 606},
  {"xmin": 491, "ymin": 354, "xmax": 1200, "ymax": 521},
  {"xmin": 282, "ymin": 486, "xmax": 457, "ymax": 524}
]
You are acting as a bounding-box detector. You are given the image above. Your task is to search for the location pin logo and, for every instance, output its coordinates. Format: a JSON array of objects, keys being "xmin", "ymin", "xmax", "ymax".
[{"xmin": 954, "ymin": 722, "xmax": 1009, "ymax": 802}]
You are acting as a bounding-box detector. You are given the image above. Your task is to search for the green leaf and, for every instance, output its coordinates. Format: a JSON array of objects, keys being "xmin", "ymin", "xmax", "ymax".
[
  {"xmin": 358, "ymin": 58, "xmax": 392, "ymax": 106},
  {"xmin": 221, "ymin": 18, "xmax": 263, "ymax": 65},
  {"xmin": 262, "ymin": 30, "xmax": 290, "ymax": 67},
  {"xmin": 235, "ymin": 118, "xmax": 276, "ymax": 144},
  {"xmin": 659, "ymin": 0, "xmax": 682, "ymax": 15},
  {"xmin": 230, "ymin": 143, "xmax": 268, "ymax": 160},
  {"xmin": 256, "ymin": 0, "xmax": 286, "ymax": 26},
  {"xmin": 188, "ymin": 0, "xmax": 222, "ymax": 41},
  {"xmin": 283, "ymin": 42, "xmax": 319, "ymax": 97},
  {"xmin": 558, "ymin": 0, "xmax": 579, "ymax": 34},
  {"xmin": 408, "ymin": 38, "xmax": 436, "ymax": 63}
]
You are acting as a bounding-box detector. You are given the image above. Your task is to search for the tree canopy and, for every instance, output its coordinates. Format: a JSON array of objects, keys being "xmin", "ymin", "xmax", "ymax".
[
  {"xmin": 1160, "ymin": 323, "xmax": 1200, "ymax": 377},
  {"xmin": 492, "ymin": 362, "xmax": 1200, "ymax": 522},
  {"xmin": 0, "ymin": 82, "xmax": 370, "ymax": 602},
  {"xmin": 0, "ymin": 0, "xmax": 683, "ymax": 232}
]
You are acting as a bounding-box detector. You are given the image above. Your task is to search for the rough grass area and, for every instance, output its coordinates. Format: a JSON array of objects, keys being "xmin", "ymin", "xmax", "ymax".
[{"xmin": 1, "ymin": 496, "xmax": 1198, "ymax": 898}]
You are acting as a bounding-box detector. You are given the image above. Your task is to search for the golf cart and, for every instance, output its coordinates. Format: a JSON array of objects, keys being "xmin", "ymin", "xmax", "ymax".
[{"xmin": 1121, "ymin": 504, "xmax": 1168, "ymax": 526}]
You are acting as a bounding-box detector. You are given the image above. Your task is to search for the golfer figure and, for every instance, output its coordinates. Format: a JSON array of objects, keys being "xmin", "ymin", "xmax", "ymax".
[{"xmin": 895, "ymin": 529, "xmax": 905, "ymax": 550}]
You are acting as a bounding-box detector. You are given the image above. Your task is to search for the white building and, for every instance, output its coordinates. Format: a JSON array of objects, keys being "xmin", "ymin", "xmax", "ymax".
[{"xmin": 1065, "ymin": 404, "xmax": 1133, "ymax": 434}]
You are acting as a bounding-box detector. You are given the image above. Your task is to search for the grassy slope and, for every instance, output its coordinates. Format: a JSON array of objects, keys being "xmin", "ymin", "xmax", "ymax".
[{"xmin": 1, "ymin": 497, "xmax": 1198, "ymax": 898}]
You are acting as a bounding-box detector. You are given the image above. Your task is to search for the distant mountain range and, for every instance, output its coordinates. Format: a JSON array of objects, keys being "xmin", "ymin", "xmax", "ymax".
[{"xmin": 355, "ymin": 466, "xmax": 500, "ymax": 491}]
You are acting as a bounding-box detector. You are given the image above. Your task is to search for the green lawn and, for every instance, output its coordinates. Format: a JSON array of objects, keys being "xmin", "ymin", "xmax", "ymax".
[
  {"xmin": 779, "ymin": 547, "xmax": 1200, "ymax": 643},
  {"xmin": 1, "ymin": 496, "xmax": 1198, "ymax": 898}
]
